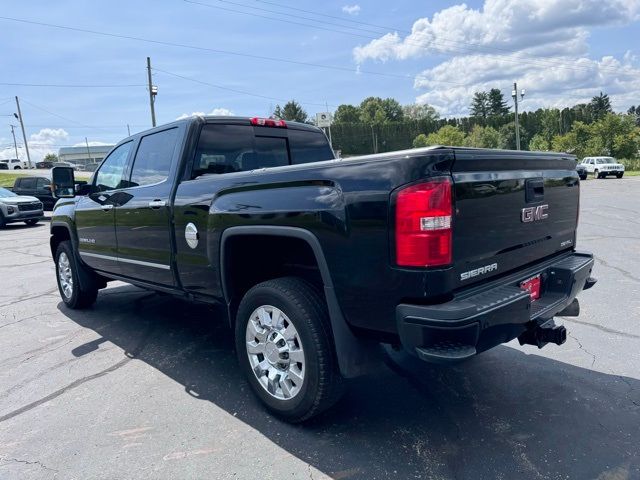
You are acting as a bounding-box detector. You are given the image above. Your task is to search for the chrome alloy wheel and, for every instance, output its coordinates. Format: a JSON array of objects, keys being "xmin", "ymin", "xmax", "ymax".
[
  {"xmin": 57, "ymin": 252, "xmax": 74, "ymax": 299},
  {"xmin": 245, "ymin": 305, "xmax": 305, "ymax": 400}
]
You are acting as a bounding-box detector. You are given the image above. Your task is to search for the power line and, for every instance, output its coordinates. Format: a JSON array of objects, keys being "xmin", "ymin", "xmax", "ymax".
[
  {"xmin": 0, "ymin": 82, "xmax": 146, "ymax": 88},
  {"xmin": 153, "ymin": 67, "xmax": 339, "ymax": 108},
  {"xmin": 249, "ymin": 0, "xmax": 629, "ymax": 76},
  {"xmin": 0, "ymin": 15, "xmax": 415, "ymax": 81},
  {"xmin": 19, "ymin": 98, "xmax": 93, "ymax": 128}
]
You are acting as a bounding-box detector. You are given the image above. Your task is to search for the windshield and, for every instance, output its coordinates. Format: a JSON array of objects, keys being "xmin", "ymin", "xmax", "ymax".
[{"xmin": 0, "ymin": 187, "xmax": 17, "ymax": 197}]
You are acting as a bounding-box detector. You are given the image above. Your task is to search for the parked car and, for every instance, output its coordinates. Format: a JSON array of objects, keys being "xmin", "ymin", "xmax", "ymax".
[
  {"xmin": 12, "ymin": 176, "xmax": 56, "ymax": 210},
  {"xmin": 576, "ymin": 163, "xmax": 588, "ymax": 180},
  {"xmin": 52, "ymin": 161, "xmax": 81, "ymax": 171},
  {"xmin": 0, "ymin": 158, "xmax": 27, "ymax": 170},
  {"xmin": 36, "ymin": 161, "xmax": 55, "ymax": 169},
  {"xmin": 0, "ymin": 187, "xmax": 43, "ymax": 227},
  {"xmin": 49, "ymin": 116, "xmax": 596, "ymax": 422},
  {"xmin": 579, "ymin": 156, "xmax": 625, "ymax": 178},
  {"xmin": 0, "ymin": 162, "xmax": 8, "ymax": 170}
]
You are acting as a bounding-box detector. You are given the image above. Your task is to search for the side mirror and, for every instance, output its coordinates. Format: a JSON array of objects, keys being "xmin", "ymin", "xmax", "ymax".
[{"xmin": 51, "ymin": 167, "xmax": 76, "ymax": 198}]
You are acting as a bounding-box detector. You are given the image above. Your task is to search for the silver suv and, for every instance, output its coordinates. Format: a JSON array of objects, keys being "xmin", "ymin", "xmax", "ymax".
[{"xmin": 0, "ymin": 187, "xmax": 43, "ymax": 227}]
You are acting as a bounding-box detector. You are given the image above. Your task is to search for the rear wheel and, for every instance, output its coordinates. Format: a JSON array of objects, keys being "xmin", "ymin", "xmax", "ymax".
[
  {"xmin": 24, "ymin": 219, "xmax": 39, "ymax": 226},
  {"xmin": 55, "ymin": 241, "xmax": 98, "ymax": 309},
  {"xmin": 235, "ymin": 277, "xmax": 343, "ymax": 422}
]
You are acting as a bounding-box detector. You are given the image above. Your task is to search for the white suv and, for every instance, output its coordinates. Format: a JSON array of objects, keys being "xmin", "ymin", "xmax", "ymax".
[
  {"xmin": 579, "ymin": 157, "xmax": 625, "ymax": 179},
  {"xmin": 0, "ymin": 158, "xmax": 27, "ymax": 170}
]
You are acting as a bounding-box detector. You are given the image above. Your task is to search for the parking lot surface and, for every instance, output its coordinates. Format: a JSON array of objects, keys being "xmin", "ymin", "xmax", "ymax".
[{"xmin": 1, "ymin": 178, "xmax": 639, "ymax": 479}]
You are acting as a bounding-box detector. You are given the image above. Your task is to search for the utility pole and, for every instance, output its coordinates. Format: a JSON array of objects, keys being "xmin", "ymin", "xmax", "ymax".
[
  {"xmin": 9, "ymin": 125, "xmax": 19, "ymax": 161},
  {"xmin": 511, "ymin": 82, "xmax": 525, "ymax": 151},
  {"xmin": 85, "ymin": 137, "xmax": 92, "ymax": 167},
  {"xmin": 14, "ymin": 96, "xmax": 32, "ymax": 168},
  {"xmin": 146, "ymin": 57, "xmax": 157, "ymax": 127},
  {"xmin": 127, "ymin": 124, "xmax": 131, "ymax": 136}
]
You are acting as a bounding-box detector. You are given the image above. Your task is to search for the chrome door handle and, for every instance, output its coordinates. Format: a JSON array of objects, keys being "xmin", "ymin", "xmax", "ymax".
[
  {"xmin": 148, "ymin": 200, "xmax": 167, "ymax": 209},
  {"xmin": 101, "ymin": 204, "xmax": 114, "ymax": 211}
]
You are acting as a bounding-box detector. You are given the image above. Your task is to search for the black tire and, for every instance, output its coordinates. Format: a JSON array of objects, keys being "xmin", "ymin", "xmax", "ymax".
[
  {"xmin": 24, "ymin": 219, "xmax": 39, "ymax": 226},
  {"xmin": 235, "ymin": 277, "xmax": 343, "ymax": 422},
  {"xmin": 55, "ymin": 241, "xmax": 98, "ymax": 309},
  {"xmin": 617, "ymin": 173, "xmax": 624, "ymax": 178},
  {"xmin": 594, "ymin": 169, "xmax": 600, "ymax": 179}
]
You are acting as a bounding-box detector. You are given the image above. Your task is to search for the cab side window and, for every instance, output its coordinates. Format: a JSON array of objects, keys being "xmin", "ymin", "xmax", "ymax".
[{"xmin": 95, "ymin": 142, "xmax": 133, "ymax": 192}]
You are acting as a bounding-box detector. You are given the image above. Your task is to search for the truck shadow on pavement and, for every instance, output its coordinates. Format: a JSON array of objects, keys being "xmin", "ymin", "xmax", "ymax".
[{"xmin": 59, "ymin": 285, "xmax": 640, "ymax": 480}]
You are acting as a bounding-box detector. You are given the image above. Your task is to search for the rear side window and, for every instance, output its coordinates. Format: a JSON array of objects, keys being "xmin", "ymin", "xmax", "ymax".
[
  {"xmin": 36, "ymin": 178, "xmax": 50, "ymax": 189},
  {"xmin": 288, "ymin": 129, "xmax": 334, "ymax": 164},
  {"xmin": 191, "ymin": 124, "xmax": 331, "ymax": 178},
  {"xmin": 129, "ymin": 128, "xmax": 179, "ymax": 187}
]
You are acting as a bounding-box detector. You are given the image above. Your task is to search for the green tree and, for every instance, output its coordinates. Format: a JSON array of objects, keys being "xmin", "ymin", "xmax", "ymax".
[
  {"xmin": 43, "ymin": 153, "xmax": 59, "ymax": 162},
  {"xmin": 627, "ymin": 105, "xmax": 640, "ymax": 127},
  {"xmin": 333, "ymin": 104, "xmax": 360, "ymax": 123},
  {"xmin": 412, "ymin": 134, "xmax": 430, "ymax": 148},
  {"xmin": 588, "ymin": 92, "xmax": 612, "ymax": 121},
  {"xmin": 358, "ymin": 97, "xmax": 404, "ymax": 124},
  {"xmin": 403, "ymin": 103, "xmax": 439, "ymax": 121},
  {"xmin": 498, "ymin": 123, "xmax": 529, "ymax": 150},
  {"xmin": 426, "ymin": 125, "xmax": 466, "ymax": 146},
  {"xmin": 488, "ymin": 88, "xmax": 510, "ymax": 116},
  {"xmin": 464, "ymin": 125, "xmax": 500, "ymax": 148},
  {"xmin": 381, "ymin": 98, "xmax": 404, "ymax": 122},
  {"xmin": 273, "ymin": 100, "xmax": 308, "ymax": 123},
  {"xmin": 470, "ymin": 91, "xmax": 490, "ymax": 119},
  {"xmin": 528, "ymin": 134, "xmax": 551, "ymax": 151},
  {"xmin": 359, "ymin": 97, "xmax": 387, "ymax": 124},
  {"xmin": 590, "ymin": 113, "xmax": 637, "ymax": 157}
]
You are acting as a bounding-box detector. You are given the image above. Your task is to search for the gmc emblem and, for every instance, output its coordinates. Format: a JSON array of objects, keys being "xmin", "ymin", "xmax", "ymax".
[{"xmin": 521, "ymin": 205, "xmax": 549, "ymax": 223}]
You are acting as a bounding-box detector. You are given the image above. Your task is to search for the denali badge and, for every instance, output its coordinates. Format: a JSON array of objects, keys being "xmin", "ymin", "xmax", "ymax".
[
  {"xmin": 521, "ymin": 204, "xmax": 548, "ymax": 223},
  {"xmin": 460, "ymin": 263, "xmax": 498, "ymax": 281}
]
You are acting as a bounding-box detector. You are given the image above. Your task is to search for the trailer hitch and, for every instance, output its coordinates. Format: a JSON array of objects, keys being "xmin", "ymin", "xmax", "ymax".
[{"xmin": 518, "ymin": 319, "xmax": 567, "ymax": 349}]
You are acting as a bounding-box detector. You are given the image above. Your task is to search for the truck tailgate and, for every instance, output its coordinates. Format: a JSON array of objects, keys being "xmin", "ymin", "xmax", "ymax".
[{"xmin": 451, "ymin": 150, "xmax": 579, "ymax": 288}]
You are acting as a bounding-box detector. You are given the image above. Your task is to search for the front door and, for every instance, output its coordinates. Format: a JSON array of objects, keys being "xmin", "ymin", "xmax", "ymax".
[
  {"xmin": 75, "ymin": 141, "xmax": 133, "ymax": 274},
  {"xmin": 114, "ymin": 127, "xmax": 181, "ymax": 286}
]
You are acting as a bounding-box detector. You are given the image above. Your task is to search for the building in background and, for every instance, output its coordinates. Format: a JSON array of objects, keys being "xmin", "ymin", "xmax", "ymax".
[{"xmin": 58, "ymin": 145, "xmax": 114, "ymax": 170}]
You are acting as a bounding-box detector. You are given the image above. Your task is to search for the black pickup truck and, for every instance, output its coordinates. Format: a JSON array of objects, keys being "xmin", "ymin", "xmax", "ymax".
[{"xmin": 50, "ymin": 115, "xmax": 596, "ymax": 422}]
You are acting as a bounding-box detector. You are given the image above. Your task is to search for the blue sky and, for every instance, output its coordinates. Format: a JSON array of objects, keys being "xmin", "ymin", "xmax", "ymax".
[{"xmin": 1, "ymin": 0, "xmax": 639, "ymax": 160}]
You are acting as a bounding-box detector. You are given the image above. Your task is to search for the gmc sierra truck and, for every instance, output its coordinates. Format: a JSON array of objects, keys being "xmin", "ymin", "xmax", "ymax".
[{"xmin": 50, "ymin": 115, "xmax": 596, "ymax": 422}]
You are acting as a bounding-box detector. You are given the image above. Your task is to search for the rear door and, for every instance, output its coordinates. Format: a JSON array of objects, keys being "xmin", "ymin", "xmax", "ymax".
[
  {"xmin": 114, "ymin": 126, "xmax": 182, "ymax": 286},
  {"xmin": 75, "ymin": 141, "xmax": 133, "ymax": 274},
  {"xmin": 451, "ymin": 150, "xmax": 579, "ymax": 288}
]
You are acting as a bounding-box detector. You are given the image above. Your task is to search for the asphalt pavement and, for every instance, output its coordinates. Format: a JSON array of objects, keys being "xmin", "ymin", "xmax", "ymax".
[{"xmin": 0, "ymin": 177, "xmax": 638, "ymax": 479}]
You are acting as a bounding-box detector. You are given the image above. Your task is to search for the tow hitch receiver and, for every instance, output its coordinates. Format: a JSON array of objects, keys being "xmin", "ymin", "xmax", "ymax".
[{"xmin": 518, "ymin": 319, "xmax": 567, "ymax": 349}]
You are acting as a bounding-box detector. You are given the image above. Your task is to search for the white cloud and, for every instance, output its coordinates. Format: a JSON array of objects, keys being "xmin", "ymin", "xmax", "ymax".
[
  {"xmin": 352, "ymin": 0, "xmax": 640, "ymax": 115},
  {"xmin": 72, "ymin": 141, "xmax": 112, "ymax": 147},
  {"xmin": 342, "ymin": 4, "xmax": 361, "ymax": 15},
  {"xmin": 29, "ymin": 128, "xmax": 68, "ymax": 145},
  {"xmin": 176, "ymin": 107, "xmax": 234, "ymax": 120},
  {"xmin": 0, "ymin": 128, "xmax": 70, "ymax": 163}
]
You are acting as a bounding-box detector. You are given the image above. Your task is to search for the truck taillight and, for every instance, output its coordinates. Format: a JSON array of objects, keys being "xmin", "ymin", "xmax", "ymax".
[
  {"xmin": 395, "ymin": 177, "xmax": 453, "ymax": 267},
  {"xmin": 250, "ymin": 117, "xmax": 287, "ymax": 128}
]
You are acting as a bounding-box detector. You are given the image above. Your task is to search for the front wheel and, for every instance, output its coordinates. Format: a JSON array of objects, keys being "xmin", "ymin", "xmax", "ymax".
[
  {"xmin": 594, "ymin": 169, "xmax": 600, "ymax": 179},
  {"xmin": 235, "ymin": 277, "xmax": 343, "ymax": 422},
  {"xmin": 55, "ymin": 241, "xmax": 98, "ymax": 309},
  {"xmin": 617, "ymin": 173, "xmax": 624, "ymax": 178}
]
